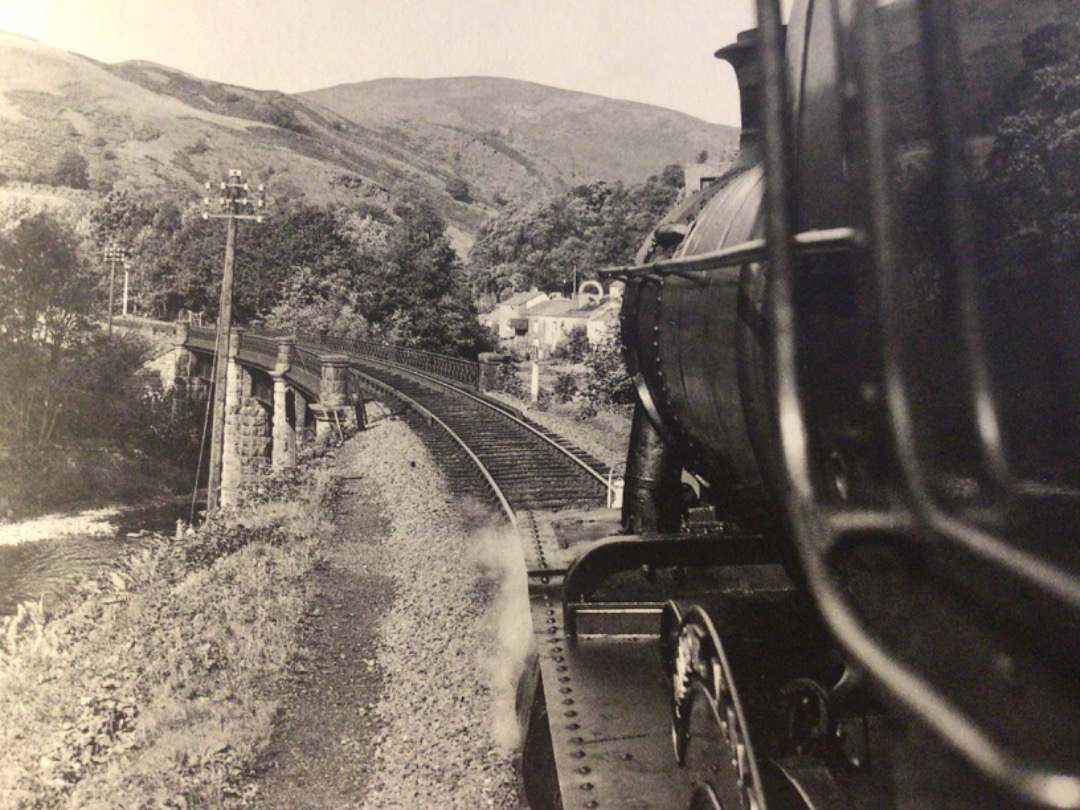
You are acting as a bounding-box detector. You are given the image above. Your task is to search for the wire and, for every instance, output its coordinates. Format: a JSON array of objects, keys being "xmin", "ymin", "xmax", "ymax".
[{"xmin": 189, "ymin": 327, "xmax": 219, "ymax": 526}]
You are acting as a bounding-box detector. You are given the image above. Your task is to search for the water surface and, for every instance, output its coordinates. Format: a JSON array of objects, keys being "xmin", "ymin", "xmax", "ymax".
[{"xmin": 0, "ymin": 500, "xmax": 194, "ymax": 616}]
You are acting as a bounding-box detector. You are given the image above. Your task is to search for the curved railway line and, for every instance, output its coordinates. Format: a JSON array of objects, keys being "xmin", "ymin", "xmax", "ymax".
[{"xmin": 346, "ymin": 356, "xmax": 614, "ymax": 520}]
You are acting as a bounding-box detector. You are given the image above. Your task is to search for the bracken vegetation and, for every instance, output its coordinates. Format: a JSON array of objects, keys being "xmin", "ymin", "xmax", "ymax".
[{"xmin": 0, "ymin": 449, "xmax": 341, "ymax": 809}]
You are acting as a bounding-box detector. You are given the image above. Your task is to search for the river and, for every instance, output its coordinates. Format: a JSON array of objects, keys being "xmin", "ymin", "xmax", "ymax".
[{"xmin": 0, "ymin": 499, "xmax": 196, "ymax": 616}]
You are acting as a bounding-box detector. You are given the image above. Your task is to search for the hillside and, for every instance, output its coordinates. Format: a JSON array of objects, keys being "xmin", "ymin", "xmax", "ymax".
[
  {"xmin": 303, "ymin": 77, "xmax": 739, "ymax": 197},
  {"xmin": 0, "ymin": 29, "xmax": 738, "ymax": 248}
]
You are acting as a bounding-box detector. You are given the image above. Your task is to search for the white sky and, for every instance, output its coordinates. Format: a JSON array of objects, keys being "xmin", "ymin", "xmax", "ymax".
[{"xmin": 0, "ymin": 1, "xmax": 769, "ymax": 125}]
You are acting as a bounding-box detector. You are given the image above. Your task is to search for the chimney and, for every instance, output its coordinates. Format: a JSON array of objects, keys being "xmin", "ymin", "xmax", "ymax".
[{"xmin": 715, "ymin": 28, "xmax": 774, "ymax": 171}]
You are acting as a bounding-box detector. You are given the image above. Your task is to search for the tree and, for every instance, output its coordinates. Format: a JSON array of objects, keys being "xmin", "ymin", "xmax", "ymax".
[
  {"xmin": 553, "ymin": 325, "xmax": 590, "ymax": 363},
  {"xmin": 0, "ymin": 212, "xmax": 99, "ymax": 445},
  {"xmin": 660, "ymin": 164, "xmax": 685, "ymax": 189},
  {"xmin": 983, "ymin": 21, "xmax": 1080, "ymax": 277},
  {"xmin": 974, "ymin": 21, "xmax": 1080, "ymax": 476},
  {"xmin": 141, "ymin": 203, "xmax": 366, "ymax": 322},
  {"xmin": 467, "ymin": 170, "xmax": 679, "ymax": 295},
  {"xmin": 367, "ymin": 198, "xmax": 494, "ymax": 357},
  {"xmin": 88, "ymin": 190, "xmax": 157, "ymax": 248},
  {"xmin": 576, "ymin": 331, "xmax": 634, "ymax": 417},
  {"xmin": 0, "ymin": 211, "xmax": 95, "ymax": 351},
  {"xmin": 49, "ymin": 151, "xmax": 90, "ymax": 189}
]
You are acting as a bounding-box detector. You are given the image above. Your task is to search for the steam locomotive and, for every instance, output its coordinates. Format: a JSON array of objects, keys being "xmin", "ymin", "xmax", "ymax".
[{"xmin": 520, "ymin": 1, "xmax": 1079, "ymax": 808}]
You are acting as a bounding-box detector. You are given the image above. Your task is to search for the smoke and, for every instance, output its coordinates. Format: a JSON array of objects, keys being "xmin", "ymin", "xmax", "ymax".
[{"xmin": 470, "ymin": 515, "xmax": 535, "ymax": 752}]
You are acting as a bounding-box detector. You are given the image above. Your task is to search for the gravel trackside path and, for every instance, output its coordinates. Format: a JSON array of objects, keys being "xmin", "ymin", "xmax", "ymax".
[{"xmin": 253, "ymin": 417, "xmax": 526, "ymax": 809}]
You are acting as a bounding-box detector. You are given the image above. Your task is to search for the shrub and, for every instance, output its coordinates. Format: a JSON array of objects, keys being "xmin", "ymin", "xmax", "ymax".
[
  {"xmin": 552, "ymin": 325, "xmax": 590, "ymax": 363},
  {"xmin": 445, "ymin": 176, "xmax": 471, "ymax": 202},
  {"xmin": 534, "ymin": 386, "xmax": 553, "ymax": 411},
  {"xmin": 552, "ymin": 372, "xmax": 579, "ymax": 403},
  {"xmin": 265, "ymin": 104, "xmax": 309, "ymax": 134},
  {"xmin": 490, "ymin": 361, "xmax": 525, "ymax": 399},
  {"xmin": 576, "ymin": 331, "xmax": 633, "ymax": 418},
  {"xmin": 49, "ymin": 151, "xmax": 90, "ymax": 189}
]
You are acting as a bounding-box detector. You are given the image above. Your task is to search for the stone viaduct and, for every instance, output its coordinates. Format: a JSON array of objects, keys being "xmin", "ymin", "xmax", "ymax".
[{"xmin": 157, "ymin": 322, "xmax": 508, "ymax": 507}]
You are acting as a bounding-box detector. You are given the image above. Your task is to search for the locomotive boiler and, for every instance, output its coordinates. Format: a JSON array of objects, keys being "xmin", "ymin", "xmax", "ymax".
[{"xmin": 521, "ymin": 1, "xmax": 1079, "ymax": 808}]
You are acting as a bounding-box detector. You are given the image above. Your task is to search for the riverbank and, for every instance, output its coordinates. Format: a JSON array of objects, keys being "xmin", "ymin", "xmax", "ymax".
[
  {"xmin": 0, "ymin": 444, "xmax": 338, "ymax": 807},
  {"xmin": 0, "ymin": 445, "xmax": 194, "ymax": 523},
  {"xmin": 0, "ymin": 395, "xmax": 630, "ymax": 807},
  {"xmin": 0, "ymin": 416, "xmax": 530, "ymax": 808}
]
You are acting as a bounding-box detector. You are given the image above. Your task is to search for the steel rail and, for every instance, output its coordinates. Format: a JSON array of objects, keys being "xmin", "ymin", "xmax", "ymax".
[
  {"xmin": 351, "ymin": 366, "xmax": 518, "ymax": 528},
  {"xmin": 345, "ymin": 353, "xmax": 613, "ymax": 494}
]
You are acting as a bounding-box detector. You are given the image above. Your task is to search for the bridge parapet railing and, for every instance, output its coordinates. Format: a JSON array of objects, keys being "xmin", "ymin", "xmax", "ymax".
[
  {"xmin": 291, "ymin": 345, "xmax": 323, "ymax": 395},
  {"xmin": 187, "ymin": 326, "xmax": 218, "ymax": 353},
  {"xmin": 296, "ymin": 332, "xmax": 479, "ymax": 390},
  {"xmin": 183, "ymin": 326, "xmax": 480, "ymax": 391},
  {"xmin": 237, "ymin": 332, "xmax": 280, "ymax": 367}
]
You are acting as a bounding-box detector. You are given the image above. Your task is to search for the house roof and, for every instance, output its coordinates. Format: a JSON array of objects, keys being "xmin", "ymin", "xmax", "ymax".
[
  {"xmin": 528, "ymin": 299, "xmax": 581, "ymax": 318},
  {"xmin": 500, "ymin": 289, "xmax": 548, "ymax": 308},
  {"xmin": 572, "ymin": 300, "xmax": 620, "ymax": 321}
]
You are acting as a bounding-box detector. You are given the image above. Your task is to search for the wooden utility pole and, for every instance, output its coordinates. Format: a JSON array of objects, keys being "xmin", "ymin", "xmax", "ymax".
[
  {"xmin": 104, "ymin": 243, "xmax": 126, "ymax": 335},
  {"xmin": 203, "ymin": 169, "xmax": 265, "ymax": 512}
]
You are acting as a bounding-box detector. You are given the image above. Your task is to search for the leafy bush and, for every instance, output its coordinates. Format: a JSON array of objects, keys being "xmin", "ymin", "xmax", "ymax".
[
  {"xmin": 48, "ymin": 151, "xmax": 89, "ymax": 189},
  {"xmin": 576, "ymin": 331, "xmax": 633, "ymax": 418},
  {"xmin": 534, "ymin": 386, "xmax": 553, "ymax": 411},
  {"xmin": 265, "ymin": 104, "xmax": 309, "ymax": 134},
  {"xmin": 552, "ymin": 325, "xmax": 590, "ymax": 363},
  {"xmin": 445, "ymin": 176, "xmax": 471, "ymax": 202},
  {"xmin": 552, "ymin": 371, "xmax": 579, "ymax": 403},
  {"xmin": 490, "ymin": 361, "xmax": 526, "ymax": 399}
]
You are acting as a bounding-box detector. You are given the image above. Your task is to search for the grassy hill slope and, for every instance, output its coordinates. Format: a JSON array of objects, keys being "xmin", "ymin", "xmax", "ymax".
[{"xmin": 0, "ymin": 30, "xmax": 737, "ymax": 249}]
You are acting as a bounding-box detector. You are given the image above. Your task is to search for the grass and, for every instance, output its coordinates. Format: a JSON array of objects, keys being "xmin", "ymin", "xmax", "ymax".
[{"xmin": 0, "ymin": 450, "xmax": 341, "ymax": 809}]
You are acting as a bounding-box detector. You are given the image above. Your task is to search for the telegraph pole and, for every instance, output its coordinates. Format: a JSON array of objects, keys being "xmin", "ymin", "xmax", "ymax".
[
  {"xmin": 104, "ymin": 243, "xmax": 126, "ymax": 335},
  {"xmin": 122, "ymin": 261, "xmax": 131, "ymax": 316},
  {"xmin": 203, "ymin": 169, "xmax": 265, "ymax": 512}
]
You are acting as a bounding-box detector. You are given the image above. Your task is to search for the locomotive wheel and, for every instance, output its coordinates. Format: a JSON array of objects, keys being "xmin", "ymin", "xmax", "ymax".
[
  {"xmin": 521, "ymin": 682, "xmax": 563, "ymax": 810},
  {"xmin": 670, "ymin": 606, "xmax": 767, "ymax": 810}
]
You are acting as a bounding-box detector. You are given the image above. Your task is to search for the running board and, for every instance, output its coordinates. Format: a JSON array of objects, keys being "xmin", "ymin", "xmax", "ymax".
[{"xmin": 566, "ymin": 601, "xmax": 665, "ymax": 637}]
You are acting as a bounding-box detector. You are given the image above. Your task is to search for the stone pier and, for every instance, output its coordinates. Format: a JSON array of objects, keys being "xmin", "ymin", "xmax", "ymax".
[
  {"xmin": 220, "ymin": 330, "xmax": 272, "ymax": 507},
  {"xmin": 172, "ymin": 323, "xmax": 194, "ymax": 383},
  {"xmin": 310, "ymin": 354, "xmax": 355, "ymax": 439},
  {"xmin": 271, "ymin": 337, "xmax": 297, "ymax": 470}
]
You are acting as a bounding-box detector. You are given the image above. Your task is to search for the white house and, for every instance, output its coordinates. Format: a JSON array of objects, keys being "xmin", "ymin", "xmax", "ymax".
[
  {"xmin": 525, "ymin": 295, "xmax": 620, "ymax": 357},
  {"xmin": 478, "ymin": 288, "xmax": 549, "ymax": 341}
]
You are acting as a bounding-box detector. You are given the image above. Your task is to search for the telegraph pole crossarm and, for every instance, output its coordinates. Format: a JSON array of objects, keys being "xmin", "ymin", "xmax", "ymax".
[{"xmin": 202, "ymin": 169, "xmax": 266, "ymax": 513}]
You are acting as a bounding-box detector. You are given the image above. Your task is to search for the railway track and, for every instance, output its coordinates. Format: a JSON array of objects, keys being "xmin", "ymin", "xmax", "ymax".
[{"xmin": 343, "ymin": 356, "xmax": 614, "ymax": 519}]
